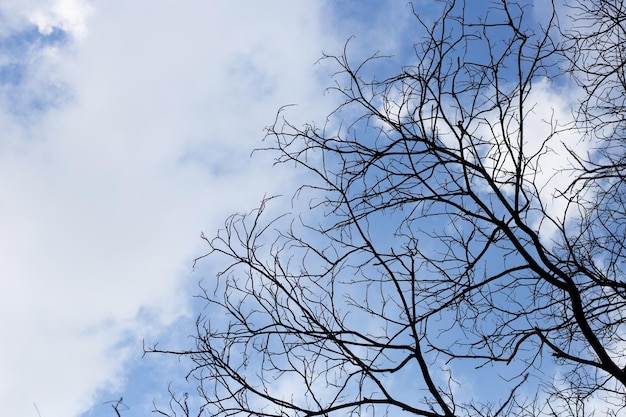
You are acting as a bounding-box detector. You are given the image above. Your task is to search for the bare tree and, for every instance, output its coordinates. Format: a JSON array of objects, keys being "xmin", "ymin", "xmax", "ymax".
[{"xmin": 148, "ymin": 1, "xmax": 626, "ymax": 416}]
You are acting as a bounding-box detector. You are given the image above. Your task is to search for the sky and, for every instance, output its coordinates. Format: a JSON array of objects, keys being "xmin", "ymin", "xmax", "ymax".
[
  {"xmin": 0, "ymin": 1, "xmax": 604, "ymax": 416},
  {"xmin": 0, "ymin": 1, "xmax": 418, "ymax": 417}
]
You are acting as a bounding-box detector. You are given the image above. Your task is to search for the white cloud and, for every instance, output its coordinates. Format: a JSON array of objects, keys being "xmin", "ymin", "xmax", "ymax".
[
  {"xmin": 0, "ymin": 2, "xmax": 343, "ymax": 417},
  {"xmin": 471, "ymin": 77, "xmax": 594, "ymax": 241},
  {"xmin": 0, "ymin": 0, "xmax": 91, "ymax": 38},
  {"xmin": 30, "ymin": 0, "xmax": 92, "ymax": 37}
]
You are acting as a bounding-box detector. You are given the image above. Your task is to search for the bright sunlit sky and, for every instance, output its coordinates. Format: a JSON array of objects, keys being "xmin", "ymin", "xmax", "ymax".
[{"xmin": 0, "ymin": 1, "xmax": 577, "ymax": 416}]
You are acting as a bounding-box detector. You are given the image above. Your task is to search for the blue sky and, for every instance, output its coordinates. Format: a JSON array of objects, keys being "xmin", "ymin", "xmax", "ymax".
[
  {"xmin": 0, "ymin": 1, "xmax": 416, "ymax": 416},
  {"xmin": 0, "ymin": 1, "xmax": 597, "ymax": 416}
]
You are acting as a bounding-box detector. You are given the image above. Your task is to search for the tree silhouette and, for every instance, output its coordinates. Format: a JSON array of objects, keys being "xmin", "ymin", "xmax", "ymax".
[{"xmin": 148, "ymin": 1, "xmax": 626, "ymax": 416}]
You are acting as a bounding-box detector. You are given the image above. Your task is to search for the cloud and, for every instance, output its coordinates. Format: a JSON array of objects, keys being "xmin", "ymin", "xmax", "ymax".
[
  {"xmin": 0, "ymin": 1, "xmax": 344, "ymax": 416},
  {"xmin": 0, "ymin": 0, "xmax": 91, "ymax": 37}
]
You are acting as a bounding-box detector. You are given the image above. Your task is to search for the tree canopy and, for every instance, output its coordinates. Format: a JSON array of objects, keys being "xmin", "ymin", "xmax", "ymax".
[{"xmin": 149, "ymin": 1, "xmax": 626, "ymax": 416}]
